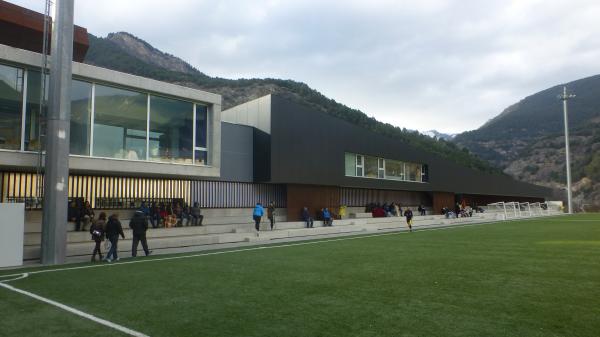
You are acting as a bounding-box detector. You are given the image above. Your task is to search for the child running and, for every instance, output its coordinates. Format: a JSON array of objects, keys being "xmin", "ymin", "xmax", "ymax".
[{"xmin": 403, "ymin": 208, "xmax": 413, "ymax": 232}]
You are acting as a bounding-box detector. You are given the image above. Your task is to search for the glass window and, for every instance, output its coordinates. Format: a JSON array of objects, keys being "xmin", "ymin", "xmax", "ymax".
[
  {"xmin": 422, "ymin": 164, "xmax": 429, "ymax": 182},
  {"xmin": 345, "ymin": 153, "xmax": 356, "ymax": 176},
  {"xmin": 195, "ymin": 150, "xmax": 208, "ymax": 165},
  {"xmin": 378, "ymin": 158, "xmax": 385, "ymax": 178},
  {"xmin": 384, "ymin": 159, "xmax": 404, "ymax": 180},
  {"xmin": 149, "ymin": 95, "xmax": 193, "ymax": 164},
  {"xmin": 70, "ymin": 80, "xmax": 92, "ymax": 155},
  {"xmin": 24, "ymin": 70, "xmax": 48, "ymax": 151},
  {"xmin": 356, "ymin": 155, "xmax": 364, "ymax": 176},
  {"xmin": 0, "ymin": 64, "xmax": 24, "ymax": 150},
  {"xmin": 195, "ymin": 104, "xmax": 208, "ymax": 149},
  {"xmin": 406, "ymin": 163, "xmax": 420, "ymax": 181},
  {"xmin": 93, "ymin": 84, "xmax": 147, "ymax": 160},
  {"xmin": 364, "ymin": 156, "xmax": 378, "ymax": 178}
]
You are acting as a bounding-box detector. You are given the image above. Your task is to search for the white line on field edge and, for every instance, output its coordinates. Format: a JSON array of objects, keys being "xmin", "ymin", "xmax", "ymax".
[{"xmin": 0, "ymin": 278, "xmax": 150, "ymax": 337}]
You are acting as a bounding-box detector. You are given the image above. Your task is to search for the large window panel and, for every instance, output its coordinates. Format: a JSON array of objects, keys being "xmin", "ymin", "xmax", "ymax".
[
  {"xmin": 364, "ymin": 156, "xmax": 379, "ymax": 178},
  {"xmin": 345, "ymin": 153, "xmax": 356, "ymax": 176},
  {"xmin": 149, "ymin": 95, "xmax": 193, "ymax": 164},
  {"xmin": 24, "ymin": 70, "xmax": 48, "ymax": 151},
  {"xmin": 195, "ymin": 104, "xmax": 208, "ymax": 149},
  {"xmin": 93, "ymin": 84, "xmax": 147, "ymax": 160},
  {"xmin": 385, "ymin": 159, "xmax": 404, "ymax": 180},
  {"xmin": 70, "ymin": 80, "xmax": 92, "ymax": 155},
  {"xmin": 0, "ymin": 64, "xmax": 24, "ymax": 150},
  {"xmin": 406, "ymin": 162, "xmax": 420, "ymax": 182}
]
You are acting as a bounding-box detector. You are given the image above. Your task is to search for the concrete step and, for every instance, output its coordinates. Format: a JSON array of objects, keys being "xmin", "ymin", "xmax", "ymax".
[{"xmin": 349, "ymin": 212, "xmax": 373, "ymax": 219}]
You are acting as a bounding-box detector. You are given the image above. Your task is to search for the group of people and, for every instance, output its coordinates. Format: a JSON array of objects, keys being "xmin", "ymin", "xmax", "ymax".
[
  {"xmin": 67, "ymin": 200, "xmax": 96, "ymax": 231},
  {"xmin": 300, "ymin": 206, "xmax": 333, "ymax": 228},
  {"xmin": 88, "ymin": 211, "xmax": 151, "ymax": 262},
  {"xmin": 366, "ymin": 202, "xmax": 427, "ymax": 218},
  {"xmin": 252, "ymin": 204, "xmax": 335, "ymax": 232},
  {"xmin": 441, "ymin": 202, "xmax": 474, "ymax": 219},
  {"xmin": 69, "ymin": 199, "xmax": 205, "ymax": 231},
  {"xmin": 71, "ymin": 199, "xmax": 207, "ymax": 262},
  {"xmin": 252, "ymin": 202, "xmax": 277, "ymax": 232},
  {"xmin": 139, "ymin": 201, "xmax": 204, "ymax": 228}
]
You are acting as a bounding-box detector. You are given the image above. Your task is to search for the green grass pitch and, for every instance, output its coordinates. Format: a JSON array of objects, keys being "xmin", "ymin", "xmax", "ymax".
[{"xmin": 1, "ymin": 214, "xmax": 599, "ymax": 337}]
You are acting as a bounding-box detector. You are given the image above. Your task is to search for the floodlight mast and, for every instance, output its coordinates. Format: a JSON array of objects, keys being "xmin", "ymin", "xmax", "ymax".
[{"xmin": 558, "ymin": 86, "xmax": 575, "ymax": 214}]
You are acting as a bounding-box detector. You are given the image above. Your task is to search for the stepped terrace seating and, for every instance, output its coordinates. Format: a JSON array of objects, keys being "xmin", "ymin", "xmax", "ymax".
[{"xmin": 20, "ymin": 204, "xmax": 563, "ymax": 263}]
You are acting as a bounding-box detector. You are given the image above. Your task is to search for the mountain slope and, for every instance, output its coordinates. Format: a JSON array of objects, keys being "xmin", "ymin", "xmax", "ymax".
[
  {"xmin": 454, "ymin": 76, "xmax": 600, "ymax": 210},
  {"xmin": 84, "ymin": 32, "xmax": 499, "ymax": 174}
]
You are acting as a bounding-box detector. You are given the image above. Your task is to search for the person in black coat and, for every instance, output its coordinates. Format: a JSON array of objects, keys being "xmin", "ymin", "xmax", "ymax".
[
  {"xmin": 68, "ymin": 200, "xmax": 82, "ymax": 231},
  {"xmin": 105, "ymin": 213, "xmax": 125, "ymax": 262},
  {"xmin": 129, "ymin": 211, "xmax": 151, "ymax": 257},
  {"xmin": 301, "ymin": 207, "xmax": 314, "ymax": 228},
  {"xmin": 403, "ymin": 208, "xmax": 414, "ymax": 232},
  {"xmin": 89, "ymin": 212, "xmax": 106, "ymax": 262}
]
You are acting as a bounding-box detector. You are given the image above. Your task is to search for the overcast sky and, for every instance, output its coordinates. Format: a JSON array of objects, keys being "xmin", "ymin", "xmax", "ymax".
[{"xmin": 11, "ymin": 0, "xmax": 600, "ymax": 134}]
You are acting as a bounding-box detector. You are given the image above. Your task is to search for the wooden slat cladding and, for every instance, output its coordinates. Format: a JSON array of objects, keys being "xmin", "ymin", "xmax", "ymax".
[
  {"xmin": 340, "ymin": 187, "xmax": 430, "ymax": 208},
  {"xmin": 0, "ymin": 172, "xmax": 286, "ymax": 209},
  {"xmin": 286, "ymin": 184, "xmax": 340, "ymax": 221},
  {"xmin": 432, "ymin": 192, "xmax": 456, "ymax": 215}
]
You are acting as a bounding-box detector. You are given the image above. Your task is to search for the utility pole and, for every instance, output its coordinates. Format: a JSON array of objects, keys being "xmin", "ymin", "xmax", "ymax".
[
  {"xmin": 41, "ymin": 0, "xmax": 74, "ymax": 264},
  {"xmin": 558, "ymin": 86, "xmax": 575, "ymax": 214}
]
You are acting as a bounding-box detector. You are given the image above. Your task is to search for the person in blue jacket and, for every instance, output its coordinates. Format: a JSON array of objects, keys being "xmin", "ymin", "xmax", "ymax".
[
  {"xmin": 253, "ymin": 203, "xmax": 264, "ymax": 232},
  {"xmin": 322, "ymin": 207, "xmax": 333, "ymax": 226}
]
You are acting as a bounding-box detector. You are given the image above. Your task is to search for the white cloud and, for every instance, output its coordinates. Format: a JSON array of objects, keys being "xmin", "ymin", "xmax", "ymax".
[{"xmin": 7, "ymin": 0, "xmax": 600, "ymax": 133}]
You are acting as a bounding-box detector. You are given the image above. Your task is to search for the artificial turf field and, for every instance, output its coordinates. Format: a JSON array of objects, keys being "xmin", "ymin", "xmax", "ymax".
[{"xmin": 1, "ymin": 214, "xmax": 599, "ymax": 337}]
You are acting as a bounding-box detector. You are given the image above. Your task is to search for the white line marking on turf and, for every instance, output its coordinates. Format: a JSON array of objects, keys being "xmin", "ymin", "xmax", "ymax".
[
  {"xmin": 0, "ymin": 273, "xmax": 29, "ymax": 282},
  {"xmin": 0, "ymin": 276, "xmax": 150, "ymax": 337},
  {"xmin": 0, "ymin": 216, "xmax": 552, "ymax": 279}
]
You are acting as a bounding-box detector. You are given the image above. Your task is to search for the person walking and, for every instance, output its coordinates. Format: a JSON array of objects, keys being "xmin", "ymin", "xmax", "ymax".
[
  {"xmin": 253, "ymin": 203, "xmax": 264, "ymax": 233},
  {"xmin": 129, "ymin": 210, "xmax": 151, "ymax": 257},
  {"xmin": 267, "ymin": 201, "xmax": 276, "ymax": 230},
  {"xmin": 104, "ymin": 213, "xmax": 125, "ymax": 262},
  {"xmin": 89, "ymin": 212, "xmax": 106, "ymax": 262},
  {"xmin": 403, "ymin": 208, "xmax": 414, "ymax": 232}
]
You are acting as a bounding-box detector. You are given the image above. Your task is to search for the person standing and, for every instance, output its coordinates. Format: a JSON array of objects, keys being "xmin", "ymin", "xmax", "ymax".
[
  {"xmin": 322, "ymin": 207, "xmax": 333, "ymax": 226},
  {"xmin": 253, "ymin": 203, "xmax": 264, "ymax": 233},
  {"xmin": 403, "ymin": 208, "xmax": 414, "ymax": 232},
  {"xmin": 129, "ymin": 210, "xmax": 151, "ymax": 257},
  {"xmin": 68, "ymin": 200, "xmax": 82, "ymax": 231},
  {"xmin": 104, "ymin": 213, "xmax": 125, "ymax": 262},
  {"xmin": 267, "ymin": 201, "xmax": 276, "ymax": 230},
  {"xmin": 149, "ymin": 202, "xmax": 159, "ymax": 228},
  {"xmin": 89, "ymin": 212, "xmax": 106, "ymax": 262}
]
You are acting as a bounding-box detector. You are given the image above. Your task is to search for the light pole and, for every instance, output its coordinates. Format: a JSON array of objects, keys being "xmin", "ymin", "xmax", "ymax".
[
  {"xmin": 41, "ymin": 0, "xmax": 74, "ymax": 264},
  {"xmin": 558, "ymin": 86, "xmax": 575, "ymax": 214}
]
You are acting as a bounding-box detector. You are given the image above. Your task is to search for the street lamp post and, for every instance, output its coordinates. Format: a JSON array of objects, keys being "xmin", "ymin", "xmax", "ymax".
[{"xmin": 558, "ymin": 86, "xmax": 575, "ymax": 214}]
